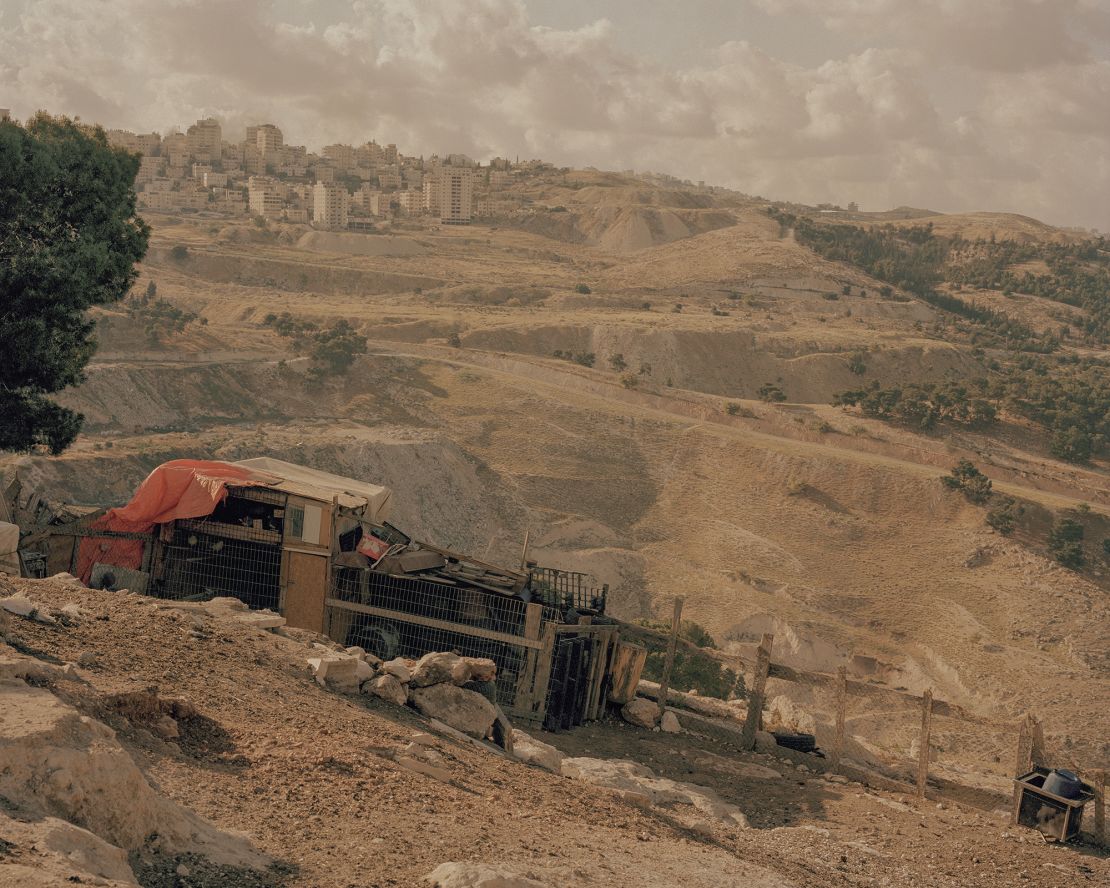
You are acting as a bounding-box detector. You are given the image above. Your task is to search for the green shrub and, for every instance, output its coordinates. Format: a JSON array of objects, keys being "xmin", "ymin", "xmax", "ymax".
[
  {"xmin": 758, "ymin": 382, "xmax": 787, "ymax": 403},
  {"xmin": 986, "ymin": 496, "xmax": 1023, "ymax": 535},
  {"xmin": 634, "ymin": 619, "xmax": 742, "ymax": 699},
  {"xmin": 941, "ymin": 460, "xmax": 993, "ymax": 504},
  {"xmin": 1048, "ymin": 518, "xmax": 1085, "ymax": 569},
  {"xmin": 169, "ymin": 244, "xmax": 189, "ymax": 261},
  {"xmin": 575, "ymin": 283, "xmax": 591, "ymax": 294}
]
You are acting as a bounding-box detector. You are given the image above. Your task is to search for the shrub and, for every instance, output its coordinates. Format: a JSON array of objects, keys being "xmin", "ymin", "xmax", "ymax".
[
  {"xmin": 1049, "ymin": 518, "xmax": 1085, "ymax": 569},
  {"xmin": 619, "ymin": 373, "xmax": 639, "ymax": 389},
  {"xmin": 446, "ymin": 332, "xmax": 462, "ymax": 348},
  {"xmin": 635, "ymin": 619, "xmax": 742, "ymax": 699},
  {"xmin": 758, "ymin": 382, "xmax": 787, "ymax": 403},
  {"xmin": 608, "ymin": 353, "xmax": 627, "ymax": 372},
  {"xmin": 941, "ymin": 459, "xmax": 993, "ymax": 504},
  {"xmin": 847, "ymin": 352, "xmax": 868, "ymax": 375},
  {"xmin": 169, "ymin": 244, "xmax": 189, "ymax": 261},
  {"xmin": 986, "ymin": 497, "xmax": 1023, "ymax": 535},
  {"xmin": 575, "ymin": 283, "xmax": 592, "ymax": 294},
  {"xmin": 725, "ymin": 402, "xmax": 741, "ymax": 416}
]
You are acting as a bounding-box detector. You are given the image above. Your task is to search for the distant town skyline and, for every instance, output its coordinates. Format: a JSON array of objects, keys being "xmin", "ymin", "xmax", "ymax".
[{"xmin": 2, "ymin": 0, "xmax": 1108, "ymax": 231}]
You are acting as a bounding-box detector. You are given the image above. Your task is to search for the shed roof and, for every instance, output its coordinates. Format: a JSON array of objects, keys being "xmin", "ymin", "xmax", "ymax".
[{"xmin": 233, "ymin": 457, "xmax": 393, "ymax": 520}]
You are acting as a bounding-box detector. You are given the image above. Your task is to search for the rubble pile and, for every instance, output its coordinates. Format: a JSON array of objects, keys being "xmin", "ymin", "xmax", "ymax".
[{"xmin": 305, "ymin": 644, "xmax": 507, "ymax": 744}]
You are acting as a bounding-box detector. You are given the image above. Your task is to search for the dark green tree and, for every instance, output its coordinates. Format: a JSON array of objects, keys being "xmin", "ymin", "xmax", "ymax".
[{"xmin": 0, "ymin": 114, "xmax": 149, "ymax": 453}]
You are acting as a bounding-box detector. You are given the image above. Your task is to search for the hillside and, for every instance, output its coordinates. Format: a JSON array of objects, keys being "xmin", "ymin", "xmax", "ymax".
[{"xmin": 3, "ymin": 178, "xmax": 1109, "ymax": 817}]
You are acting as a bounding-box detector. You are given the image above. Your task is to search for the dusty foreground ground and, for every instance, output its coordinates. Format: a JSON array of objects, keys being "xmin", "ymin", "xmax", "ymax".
[{"xmin": 2, "ymin": 577, "xmax": 1106, "ymax": 888}]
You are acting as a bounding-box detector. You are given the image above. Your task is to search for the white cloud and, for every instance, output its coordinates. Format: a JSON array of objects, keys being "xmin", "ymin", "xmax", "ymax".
[{"xmin": 1, "ymin": 0, "xmax": 1107, "ymax": 229}]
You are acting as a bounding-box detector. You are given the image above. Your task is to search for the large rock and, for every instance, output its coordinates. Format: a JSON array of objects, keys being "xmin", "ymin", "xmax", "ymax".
[
  {"xmin": 620, "ymin": 697, "xmax": 660, "ymax": 729},
  {"xmin": 410, "ymin": 683, "xmax": 498, "ymax": 739},
  {"xmin": 510, "ymin": 729, "xmax": 563, "ymax": 773},
  {"xmin": 383, "ymin": 657, "xmax": 412, "ymax": 683},
  {"xmin": 0, "ymin": 681, "xmax": 269, "ymax": 867},
  {"xmin": 366, "ymin": 674, "xmax": 408, "ymax": 706},
  {"xmin": 411, "ymin": 652, "xmax": 471, "ymax": 687},
  {"xmin": 660, "ymin": 711, "xmax": 682, "ymax": 733},
  {"xmin": 462, "ymin": 657, "xmax": 497, "ymax": 682},
  {"xmin": 765, "ymin": 695, "xmax": 816, "ymax": 735},
  {"xmin": 424, "ymin": 862, "xmax": 548, "ymax": 887},
  {"xmin": 561, "ymin": 756, "xmax": 749, "ymax": 829},
  {"xmin": 306, "ymin": 655, "xmax": 361, "ymax": 693},
  {"xmin": 0, "ymin": 811, "xmax": 138, "ymax": 887}
]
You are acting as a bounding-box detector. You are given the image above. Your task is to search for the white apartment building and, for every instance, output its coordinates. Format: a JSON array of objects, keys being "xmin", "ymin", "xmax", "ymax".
[
  {"xmin": 428, "ymin": 167, "xmax": 474, "ymax": 224},
  {"xmin": 203, "ymin": 171, "xmax": 228, "ymax": 189},
  {"xmin": 254, "ymin": 124, "xmax": 283, "ymax": 157},
  {"xmin": 136, "ymin": 156, "xmax": 165, "ymax": 183},
  {"xmin": 313, "ymin": 182, "xmax": 349, "ymax": 230},
  {"xmin": 248, "ymin": 176, "xmax": 285, "ymax": 218},
  {"xmin": 395, "ymin": 189, "xmax": 424, "ymax": 215},
  {"xmin": 323, "ymin": 144, "xmax": 356, "ymax": 170}
]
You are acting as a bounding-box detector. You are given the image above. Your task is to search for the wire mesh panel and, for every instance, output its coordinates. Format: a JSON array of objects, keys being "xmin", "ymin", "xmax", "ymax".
[
  {"xmin": 327, "ymin": 568, "xmax": 536, "ymax": 708},
  {"xmin": 529, "ymin": 566, "xmax": 606, "ymax": 614},
  {"xmin": 544, "ymin": 633, "xmax": 596, "ymax": 732},
  {"xmin": 157, "ymin": 524, "xmax": 282, "ymax": 610}
]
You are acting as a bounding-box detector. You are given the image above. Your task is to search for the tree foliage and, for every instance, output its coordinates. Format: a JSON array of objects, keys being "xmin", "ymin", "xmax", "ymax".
[
  {"xmin": 940, "ymin": 460, "xmax": 993, "ymax": 504},
  {"xmin": 0, "ymin": 114, "xmax": 149, "ymax": 453}
]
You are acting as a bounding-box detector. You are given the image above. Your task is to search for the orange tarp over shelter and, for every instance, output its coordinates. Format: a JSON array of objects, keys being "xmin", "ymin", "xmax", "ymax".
[{"xmin": 76, "ymin": 460, "xmax": 277, "ymax": 583}]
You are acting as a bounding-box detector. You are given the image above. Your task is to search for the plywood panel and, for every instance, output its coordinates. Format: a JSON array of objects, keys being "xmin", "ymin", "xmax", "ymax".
[{"xmin": 283, "ymin": 551, "xmax": 328, "ymax": 633}]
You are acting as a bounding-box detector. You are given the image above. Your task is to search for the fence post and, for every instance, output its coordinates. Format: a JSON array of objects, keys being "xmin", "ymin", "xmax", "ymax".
[
  {"xmin": 1093, "ymin": 769, "xmax": 1106, "ymax": 847},
  {"xmin": 915, "ymin": 688, "xmax": 933, "ymax": 800},
  {"xmin": 831, "ymin": 666, "xmax": 847, "ymax": 772},
  {"xmin": 519, "ymin": 529, "xmax": 531, "ymax": 570},
  {"xmin": 741, "ymin": 633, "xmax": 774, "ymax": 750},
  {"xmin": 656, "ymin": 597, "xmax": 684, "ymax": 719}
]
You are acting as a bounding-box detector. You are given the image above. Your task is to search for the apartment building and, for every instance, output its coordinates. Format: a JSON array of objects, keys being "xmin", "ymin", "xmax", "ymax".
[
  {"xmin": 248, "ymin": 176, "xmax": 285, "ymax": 219},
  {"xmin": 203, "ymin": 171, "xmax": 228, "ymax": 189},
  {"xmin": 395, "ymin": 189, "xmax": 424, "ymax": 215},
  {"xmin": 186, "ymin": 117, "xmax": 221, "ymax": 161},
  {"xmin": 254, "ymin": 124, "xmax": 283, "ymax": 157},
  {"xmin": 323, "ymin": 143, "xmax": 356, "ymax": 170},
  {"xmin": 428, "ymin": 167, "xmax": 474, "ymax": 224},
  {"xmin": 313, "ymin": 182, "xmax": 349, "ymax": 230}
]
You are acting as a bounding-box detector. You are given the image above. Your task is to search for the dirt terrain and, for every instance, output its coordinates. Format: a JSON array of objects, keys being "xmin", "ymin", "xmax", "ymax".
[
  {"xmin": 2, "ymin": 173, "xmax": 1108, "ymax": 881},
  {"xmin": 2, "ymin": 576, "xmax": 1106, "ymax": 887}
]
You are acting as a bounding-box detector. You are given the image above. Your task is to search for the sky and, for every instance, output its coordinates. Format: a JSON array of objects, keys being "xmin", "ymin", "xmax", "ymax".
[{"xmin": 2, "ymin": 0, "xmax": 1109, "ymax": 230}]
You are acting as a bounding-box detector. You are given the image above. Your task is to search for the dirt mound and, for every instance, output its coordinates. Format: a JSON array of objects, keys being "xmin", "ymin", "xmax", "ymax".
[
  {"xmin": 295, "ymin": 231, "xmax": 428, "ymax": 257},
  {"xmin": 517, "ymin": 205, "xmax": 736, "ymax": 253}
]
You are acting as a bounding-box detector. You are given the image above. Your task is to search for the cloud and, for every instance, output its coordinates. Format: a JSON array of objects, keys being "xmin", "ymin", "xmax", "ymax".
[{"xmin": 1, "ymin": 0, "xmax": 1107, "ymax": 229}]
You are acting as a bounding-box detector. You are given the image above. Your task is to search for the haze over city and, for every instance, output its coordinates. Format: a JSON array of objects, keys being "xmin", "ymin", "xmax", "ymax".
[{"xmin": 2, "ymin": 0, "xmax": 1109, "ymax": 230}]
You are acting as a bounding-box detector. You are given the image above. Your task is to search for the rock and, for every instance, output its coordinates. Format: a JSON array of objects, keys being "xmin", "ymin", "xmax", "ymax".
[
  {"xmin": 176, "ymin": 863, "xmax": 192, "ymax": 877},
  {"xmin": 60, "ymin": 603, "xmax": 83, "ymax": 618},
  {"xmin": 754, "ymin": 730, "xmax": 778, "ymax": 754},
  {"xmin": 410, "ymin": 652, "xmax": 471, "ymax": 687},
  {"xmin": 76, "ymin": 651, "xmax": 98, "ymax": 667},
  {"xmin": 765, "ymin": 695, "xmax": 816, "ymax": 735},
  {"xmin": 410, "ymin": 683, "xmax": 498, "ymax": 739},
  {"xmin": 345, "ymin": 645, "xmax": 367, "ymax": 658},
  {"xmin": 620, "ymin": 697, "xmax": 660, "ymax": 729},
  {"xmin": 396, "ymin": 755, "xmax": 453, "ymax": 784},
  {"xmin": 354, "ymin": 658, "xmax": 376, "ymax": 684},
  {"xmin": 152, "ymin": 716, "xmax": 180, "ymax": 740},
  {"xmin": 366, "ymin": 674, "xmax": 408, "ymax": 706},
  {"xmin": 510, "ymin": 730, "xmax": 563, "ymax": 773},
  {"xmin": 561, "ymin": 756, "xmax": 749, "ymax": 829},
  {"xmin": 50, "ymin": 572, "xmax": 85, "ymax": 585},
  {"xmin": 0, "ymin": 594, "xmax": 53, "ymax": 623},
  {"xmin": 461, "ymin": 657, "xmax": 497, "ymax": 682},
  {"xmin": 306, "ymin": 655, "xmax": 361, "ymax": 693},
  {"xmin": 660, "ymin": 711, "xmax": 682, "ymax": 733},
  {"xmin": 424, "ymin": 862, "xmax": 548, "ymax": 887},
  {"xmin": 383, "ymin": 658, "xmax": 412, "ymax": 683}
]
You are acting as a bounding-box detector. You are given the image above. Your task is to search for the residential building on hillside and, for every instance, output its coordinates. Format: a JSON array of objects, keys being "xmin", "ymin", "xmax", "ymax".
[
  {"xmin": 203, "ymin": 171, "xmax": 228, "ymax": 189},
  {"xmin": 323, "ymin": 143, "xmax": 356, "ymax": 170},
  {"xmin": 428, "ymin": 167, "xmax": 474, "ymax": 224},
  {"xmin": 186, "ymin": 117, "xmax": 221, "ymax": 161},
  {"xmin": 395, "ymin": 189, "xmax": 424, "ymax": 215},
  {"xmin": 313, "ymin": 182, "xmax": 349, "ymax": 229},
  {"xmin": 248, "ymin": 176, "xmax": 285, "ymax": 218}
]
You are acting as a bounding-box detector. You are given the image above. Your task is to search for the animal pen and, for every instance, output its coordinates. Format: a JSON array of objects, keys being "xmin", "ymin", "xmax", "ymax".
[{"xmin": 34, "ymin": 458, "xmax": 643, "ymax": 730}]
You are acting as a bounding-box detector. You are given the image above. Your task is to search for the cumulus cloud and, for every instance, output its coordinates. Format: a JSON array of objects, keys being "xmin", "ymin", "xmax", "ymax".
[{"xmin": 1, "ymin": 0, "xmax": 1107, "ymax": 229}]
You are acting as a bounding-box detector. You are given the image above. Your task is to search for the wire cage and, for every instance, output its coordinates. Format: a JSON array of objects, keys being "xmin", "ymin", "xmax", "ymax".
[
  {"xmin": 529, "ymin": 566, "xmax": 606, "ymax": 614},
  {"xmin": 156, "ymin": 521, "xmax": 282, "ymax": 610},
  {"xmin": 328, "ymin": 568, "xmax": 538, "ymax": 707}
]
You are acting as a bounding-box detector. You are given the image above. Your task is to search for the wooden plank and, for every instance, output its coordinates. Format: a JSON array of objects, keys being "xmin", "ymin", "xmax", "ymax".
[
  {"xmin": 530, "ymin": 622, "xmax": 557, "ymax": 721},
  {"xmin": 285, "ymin": 552, "xmax": 328, "ymax": 634},
  {"xmin": 1093, "ymin": 769, "xmax": 1106, "ymax": 847},
  {"xmin": 513, "ymin": 603, "xmax": 545, "ymax": 709},
  {"xmin": 741, "ymin": 633, "xmax": 773, "ymax": 750},
  {"xmin": 656, "ymin": 596, "xmax": 684, "ymax": 720},
  {"xmin": 588, "ymin": 629, "xmax": 615, "ymax": 720},
  {"xmin": 916, "ymin": 688, "xmax": 933, "ymax": 800},
  {"xmin": 831, "ymin": 665, "xmax": 847, "ymax": 773},
  {"xmin": 323, "ymin": 597, "xmax": 544, "ymax": 650},
  {"xmin": 519, "ymin": 529, "xmax": 530, "ymax": 570}
]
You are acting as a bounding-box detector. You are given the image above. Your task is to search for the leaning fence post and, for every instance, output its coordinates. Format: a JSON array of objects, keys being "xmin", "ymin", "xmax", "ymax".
[
  {"xmin": 1093, "ymin": 769, "xmax": 1106, "ymax": 847},
  {"xmin": 656, "ymin": 596, "xmax": 684, "ymax": 719},
  {"xmin": 741, "ymin": 633, "xmax": 774, "ymax": 750},
  {"xmin": 831, "ymin": 666, "xmax": 847, "ymax": 772},
  {"xmin": 915, "ymin": 688, "xmax": 933, "ymax": 800},
  {"xmin": 1011, "ymin": 713, "xmax": 1034, "ymax": 824}
]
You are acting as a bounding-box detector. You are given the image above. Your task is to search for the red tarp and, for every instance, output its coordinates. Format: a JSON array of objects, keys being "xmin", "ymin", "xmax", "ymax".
[{"xmin": 76, "ymin": 459, "xmax": 276, "ymax": 584}]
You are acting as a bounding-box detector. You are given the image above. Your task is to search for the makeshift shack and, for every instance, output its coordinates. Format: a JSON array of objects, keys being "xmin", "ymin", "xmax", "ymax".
[{"xmin": 33, "ymin": 458, "xmax": 645, "ymax": 728}]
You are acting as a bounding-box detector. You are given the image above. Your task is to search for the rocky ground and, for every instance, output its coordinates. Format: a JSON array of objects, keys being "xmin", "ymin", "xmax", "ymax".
[{"xmin": 1, "ymin": 575, "xmax": 1106, "ymax": 887}]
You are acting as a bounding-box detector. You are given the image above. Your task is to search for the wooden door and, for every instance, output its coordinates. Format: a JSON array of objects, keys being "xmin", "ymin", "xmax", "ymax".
[{"xmin": 282, "ymin": 551, "xmax": 328, "ymax": 633}]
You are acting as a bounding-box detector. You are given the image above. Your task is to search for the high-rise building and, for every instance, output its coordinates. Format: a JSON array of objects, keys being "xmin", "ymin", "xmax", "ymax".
[
  {"xmin": 186, "ymin": 117, "xmax": 221, "ymax": 161},
  {"xmin": 254, "ymin": 124, "xmax": 283, "ymax": 157},
  {"xmin": 248, "ymin": 176, "xmax": 284, "ymax": 218},
  {"xmin": 429, "ymin": 167, "xmax": 474, "ymax": 224},
  {"xmin": 313, "ymin": 182, "xmax": 349, "ymax": 229}
]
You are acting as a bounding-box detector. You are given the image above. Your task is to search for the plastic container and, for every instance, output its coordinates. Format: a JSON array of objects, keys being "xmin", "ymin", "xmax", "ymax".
[{"xmin": 1042, "ymin": 769, "xmax": 1083, "ymax": 799}]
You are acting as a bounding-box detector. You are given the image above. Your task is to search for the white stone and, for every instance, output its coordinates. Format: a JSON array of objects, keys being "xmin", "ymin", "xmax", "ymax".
[
  {"xmin": 411, "ymin": 651, "xmax": 471, "ymax": 687},
  {"xmin": 365, "ymin": 674, "xmax": 408, "ymax": 706},
  {"xmin": 510, "ymin": 730, "xmax": 563, "ymax": 773},
  {"xmin": 620, "ymin": 697, "xmax": 659, "ymax": 729},
  {"xmin": 660, "ymin": 711, "xmax": 682, "ymax": 733},
  {"xmin": 424, "ymin": 862, "xmax": 548, "ymax": 888},
  {"xmin": 410, "ymin": 683, "xmax": 498, "ymax": 739},
  {"xmin": 462, "ymin": 657, "xmax": 497, "ymax": 682},
  {"xmin": 383, "ymin": 658, "xmax": 412, "ymax": 683}
]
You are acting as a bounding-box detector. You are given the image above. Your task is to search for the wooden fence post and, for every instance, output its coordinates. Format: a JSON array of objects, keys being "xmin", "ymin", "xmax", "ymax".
[
  {"xmin": 519, "ymin": 530, "xmax": 531, "ymax": 570},
  {"xmin": 831, "ymin": 666, "xmax": 847, "ymax": 772},
  {"xmin": 1093, "ymin": 769, "xmax": 1106, "ymax": 848},
  {"xmin": 741, "ymin": 633, "xmax": 774, "ymax": 750},
  {"xmin": 656, "ymin": 597, "xmax": 684, "ymax": 719},
  {"xmin": 915, "ymin": 688, "xmax": 933, "ymax": 800},
  {"xmin": 1011, "ymin": 713, "xmax": 1034, "ymax": 824}
]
